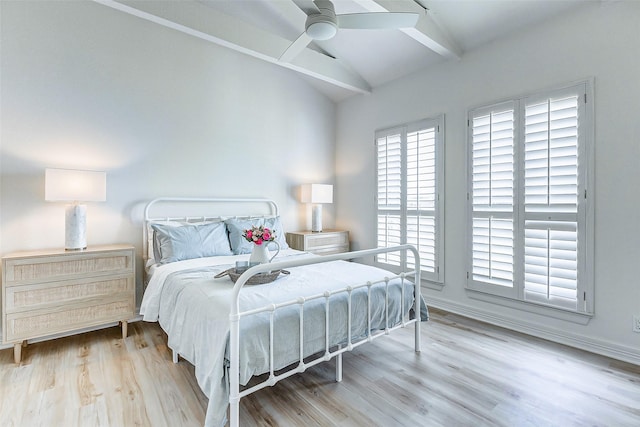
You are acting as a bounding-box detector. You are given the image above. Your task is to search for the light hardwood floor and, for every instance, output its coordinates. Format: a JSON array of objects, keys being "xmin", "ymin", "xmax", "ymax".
[{"xmin": 1, "ymin": 308, "xmax": 639, "ymax": 426}]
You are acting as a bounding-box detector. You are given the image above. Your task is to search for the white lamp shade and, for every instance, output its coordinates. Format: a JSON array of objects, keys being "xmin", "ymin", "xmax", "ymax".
[
  {"xmin": 300, "ymin": 184, "xmax": 333, "ymax": 204},
  {"xmin": 45, "ymin": 168, "xmax": 106, "ymax": 202}
]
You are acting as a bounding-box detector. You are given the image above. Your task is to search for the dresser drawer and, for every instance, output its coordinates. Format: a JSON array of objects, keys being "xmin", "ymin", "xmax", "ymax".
[
  {"xmin": 5, "ymin": 295, "xmax": 135, "ymax": 342},
  {"xmin": 3, "ymin": 249, "xmax": 134, "ymax": 286},
  {"xmin": 304, "ymin": 232, "xmax": 349, "ymax": 250},
  {"xmin": 4, "ymin": 274, "xmax": 134, "ymax": 312},
  {"xmin": 286, "ymin": 230, "xmax": 350, "ymax": 255}
]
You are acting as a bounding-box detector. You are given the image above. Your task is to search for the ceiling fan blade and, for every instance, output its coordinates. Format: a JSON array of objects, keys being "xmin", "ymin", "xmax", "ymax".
[
  {"xmin": 337, "ymin": 12, "xmax": 419, "ymax": 30},
  {"xmin": 279, "ymin": 32, "xmax": 313, "ymax": 63},
  {"xmin": 291, "ymin": 0, "xmax": 320, "ymax": 15}
]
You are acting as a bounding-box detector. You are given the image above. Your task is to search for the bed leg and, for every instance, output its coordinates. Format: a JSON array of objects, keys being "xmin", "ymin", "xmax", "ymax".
[
  {"xmin": 415, "ymin": 317, "xmax": 421, "ymax": 353},
  {"xmin": 230, "ymin": 402, "xmax": 239, "ymax": 427},
  {"xmin": 335, "ymin": 345, "xmax": 343, "ymax": 382},
  {"xmin": 172, "ymin": 350, "xmax": 178, "ymax": 364}
]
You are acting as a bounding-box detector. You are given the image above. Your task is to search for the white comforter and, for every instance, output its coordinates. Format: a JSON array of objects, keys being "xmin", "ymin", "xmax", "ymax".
[{"xmin": 140, "ymin": 249, "xmax": 426, "ymax": 426}]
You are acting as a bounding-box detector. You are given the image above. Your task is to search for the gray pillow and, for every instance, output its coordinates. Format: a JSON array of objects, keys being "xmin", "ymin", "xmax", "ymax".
[{"xmin": 151, "ymin": 222, "xmax": 232, "ymax": 264}]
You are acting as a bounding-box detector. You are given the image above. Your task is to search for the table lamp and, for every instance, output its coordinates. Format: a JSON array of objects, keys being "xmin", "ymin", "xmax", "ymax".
[
  {"xmin": 300, "ymin": 184, "xmax": 333, "ymax": 232},
  {"xmin": 45, "ymin": 168, "xmax": 107, "ymax": 250}
]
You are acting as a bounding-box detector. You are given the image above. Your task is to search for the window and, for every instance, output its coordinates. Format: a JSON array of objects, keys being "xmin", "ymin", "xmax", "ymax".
[
  {"xmin": 467, "ymin": 82, "xmax": 593, "ymax": 314},
  {"xmin": 376, "ymin": 116, "xmax": 444, "ymax": 283}
]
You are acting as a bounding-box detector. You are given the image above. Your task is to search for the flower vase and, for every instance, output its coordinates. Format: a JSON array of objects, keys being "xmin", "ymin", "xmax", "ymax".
[{"xmin": 249, "ymin": 241, "xmax": 280, "ymax": 264}]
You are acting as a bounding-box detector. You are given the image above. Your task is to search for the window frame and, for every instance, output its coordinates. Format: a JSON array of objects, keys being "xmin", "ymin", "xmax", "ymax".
[
  {"xmin": 466, "ymin": 81, "xmax": 594, "ymax": 316},
  {"xmin": 374, "ymin": 115, "xmax": 445, "ymax": 285}
]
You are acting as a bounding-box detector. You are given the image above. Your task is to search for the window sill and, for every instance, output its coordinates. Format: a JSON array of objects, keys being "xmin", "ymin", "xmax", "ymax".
[{"xmin": 466, "ymin": 288, "xmax": 593, "ymax": 325}]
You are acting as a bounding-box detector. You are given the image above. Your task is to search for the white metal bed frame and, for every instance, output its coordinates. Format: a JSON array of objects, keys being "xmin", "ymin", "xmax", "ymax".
[{"xmin": 144, "ymin": 198, "xmax": 421, "ymax": 427}]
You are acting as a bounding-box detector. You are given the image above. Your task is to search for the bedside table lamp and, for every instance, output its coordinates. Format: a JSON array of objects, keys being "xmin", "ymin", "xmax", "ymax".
[
  {"xmin": 300, "ymin": 184, "xmax": 333, "ymax": 232},
  {"xmin": 45, "ymin": 168, "xmax": 107, "ymax": 251}
]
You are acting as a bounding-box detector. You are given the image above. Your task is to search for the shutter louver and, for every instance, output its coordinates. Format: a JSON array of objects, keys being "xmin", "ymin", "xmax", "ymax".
[
  {"xmin": 407, "ymin": 128, "xmax": 436, "ymax": 211},
  {"xmin": 377, "ymin": 214, "xmax": 402, "ymax": 266},
  {"xmin": 472, "ymin": 217, "xmax": 514, "ymax": 287},
  {"xmin": 407, "ymin": 215, "xmax": 435, "ymax": 271},
  {"xmin": 524, "ymin": 221, "xmax": 578, "ymax": 310},
  {"xmin": 377, "ymin": 134, "xmax": 402, "ymax": 210},
  {"xmin": 472, "ymin": 110, "xmax": 514, "ymax": 211},
  {"xmin": 525, "ymin": 96, "xmax": 579, "ymax": 212}
]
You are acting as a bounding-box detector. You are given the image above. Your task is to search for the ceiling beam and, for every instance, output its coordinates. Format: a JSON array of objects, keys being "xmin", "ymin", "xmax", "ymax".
[
  {"xmin": 93, "ymin": 0, "xmax": 371, "ymax": 94},
  {"xmin": 355, "ymin": 0, "xmax": 462, "ymax": 59}
]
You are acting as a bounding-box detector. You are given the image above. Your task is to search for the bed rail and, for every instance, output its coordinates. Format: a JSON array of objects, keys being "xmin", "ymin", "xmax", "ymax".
[
  {"xmin": 143, "ymin": 197, "xmax": 278, "ymax": 221},
  {"xmin": 228, "ymin": 244, "xmax": 421, "ymax": 427}
]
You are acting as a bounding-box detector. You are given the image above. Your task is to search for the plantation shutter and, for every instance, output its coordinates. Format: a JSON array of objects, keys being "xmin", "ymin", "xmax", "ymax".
[
  {"xmin": 467, "ymin": 82, "xmax": 592, "ymax": 315},
  {"xmin": 470, "ymin": 103, "xmax": 515, "ymax": 288},
  {"xmin": 376, "ymin": 118, "xmax": 443, "ymax": 282},
  {"xmin": 523, "ymin": 90, "xmax": 582, "ymax": 310},
  {"xmin": 377, "ymin": 129, "xmax": 402, "ymax": 267},
  {"xmin": 406, "ymin": 124, "xmax": 437, "ymax": 273}
]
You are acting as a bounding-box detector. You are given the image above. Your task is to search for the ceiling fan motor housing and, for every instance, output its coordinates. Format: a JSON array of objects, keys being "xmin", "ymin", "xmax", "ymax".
[{"xmin": 305, "ymin": 0, "xmax": 338, "ymax": 40}]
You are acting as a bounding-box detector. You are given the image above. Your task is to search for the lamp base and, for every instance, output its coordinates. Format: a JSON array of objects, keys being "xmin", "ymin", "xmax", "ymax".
[
  {"xmin": 65, "ymin": 204, "xmax": 87, "ymax": 251},
  {"xmin": 311, "ymin": 204, "xmax": 323, "ymax": 233}
]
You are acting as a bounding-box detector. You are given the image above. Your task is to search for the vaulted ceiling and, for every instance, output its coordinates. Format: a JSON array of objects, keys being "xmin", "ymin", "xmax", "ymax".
[{"xmin": 96, "ymin": 0, "xmax": 597, "ymax": 102}]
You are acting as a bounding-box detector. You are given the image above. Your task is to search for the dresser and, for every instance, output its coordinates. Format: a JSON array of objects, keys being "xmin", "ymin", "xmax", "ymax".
[
  {"xmin": 285, "ymin": 230, "xmax": 349, "ymax": 255},
  {"xmin": 1, "ymin": 244, "xmax": 135, "ymax": 363}
]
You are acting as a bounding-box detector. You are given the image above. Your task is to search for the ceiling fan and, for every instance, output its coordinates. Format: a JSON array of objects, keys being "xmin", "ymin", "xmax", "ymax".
[{"xmin": 280, "ymin": 0, "xmax": 420, "ymax": 63}]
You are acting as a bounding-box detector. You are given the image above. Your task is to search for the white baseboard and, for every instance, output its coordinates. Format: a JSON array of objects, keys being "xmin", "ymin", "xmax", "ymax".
[{"xmin": 426, "ymin": 295, "xmax": 640, "ymax": 366}]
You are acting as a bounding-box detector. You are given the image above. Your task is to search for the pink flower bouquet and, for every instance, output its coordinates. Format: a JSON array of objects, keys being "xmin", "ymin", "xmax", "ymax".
[{"xmin": 243, "ymin": 225, "xmax": 276, "ymax": 246}]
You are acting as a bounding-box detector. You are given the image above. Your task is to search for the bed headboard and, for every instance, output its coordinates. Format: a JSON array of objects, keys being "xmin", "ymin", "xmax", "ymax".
[{"xmin": 143, "ymin": 197, "xmax": 280, "ymax": 269}]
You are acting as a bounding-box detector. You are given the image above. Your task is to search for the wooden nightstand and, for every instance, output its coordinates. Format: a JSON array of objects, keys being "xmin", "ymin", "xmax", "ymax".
[
  {"xmin": 1, "ymin": 244, "xmax": 135, "ymax": 364},
  {"xmin": 285, "ymin": 230, "xmax": 349, "ymax": 255}
]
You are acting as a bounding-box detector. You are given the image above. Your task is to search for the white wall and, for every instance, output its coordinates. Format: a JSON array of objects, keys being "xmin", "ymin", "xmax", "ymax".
[
  {"xmin": 0, "ymin": 1, "xmax": 337, "ymax": 303},
  {"xmin": 336, "ymin": 1, "xmax": 640, "ymax": 364}
]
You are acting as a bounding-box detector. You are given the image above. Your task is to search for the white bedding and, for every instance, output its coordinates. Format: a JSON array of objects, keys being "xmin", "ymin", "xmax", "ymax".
[{"xmin": 140, "ymin": 249, "xmax": 427, "ymax": 427}]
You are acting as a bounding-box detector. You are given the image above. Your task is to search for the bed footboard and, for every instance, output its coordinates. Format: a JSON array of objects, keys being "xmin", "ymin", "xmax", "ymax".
[{"xmin": 228, "ymin": 245, "xmax": 421, "ymax": 427}]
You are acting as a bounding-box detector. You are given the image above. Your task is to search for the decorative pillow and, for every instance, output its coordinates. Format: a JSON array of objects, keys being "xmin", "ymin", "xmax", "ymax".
[
  {"xmin": 225, "ymin": 216, "xmax": 290, "ymax": 254},
  {"xmin": 225, "ymin": 218, "xmax": 263, "ymax": 255},
  {"xmin": 151, "ymin": 222, "xmax": 232, "ymax": 264}
]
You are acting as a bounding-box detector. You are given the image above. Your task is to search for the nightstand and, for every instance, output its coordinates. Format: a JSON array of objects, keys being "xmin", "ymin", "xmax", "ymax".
[
  {"xmin": 1, "ymin": 244, "xmax": 135, "ymax": 364},
  {"xmin": 285, "ymin": 230, "xmax": 349, "ymax": 255}
]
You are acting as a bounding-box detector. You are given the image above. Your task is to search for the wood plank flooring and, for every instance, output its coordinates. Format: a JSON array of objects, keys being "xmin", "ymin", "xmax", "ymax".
[{"xmin": 1, "ymin": 308, "xmax": 639, "ymax": 426}]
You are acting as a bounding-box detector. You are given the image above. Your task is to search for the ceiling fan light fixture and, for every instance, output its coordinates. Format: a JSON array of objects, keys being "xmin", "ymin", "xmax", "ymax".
[
  {"xmin": 283, "ymin": 0, "xmax": 419, "ymax": 64},
  {"xmin": 306, "ymin": 18, "xmax": 337, "ymax": 40}
]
